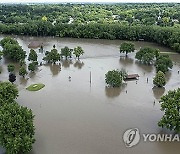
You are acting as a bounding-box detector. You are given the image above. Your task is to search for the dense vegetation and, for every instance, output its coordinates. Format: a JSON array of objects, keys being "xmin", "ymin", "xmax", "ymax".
[
  {"xmin": 0, "ymin": 37, "xmax": 26, "ymax": 61},
  {"xmin": 158, "ymin": 88, "xmax": 180, "ymax": 133},
  {"xmin": 0, "ymin": 82, "xmax": 35, "ymax": 153},
  {"xmin": 0, "ymin": 3, "xmax": 179, "ymax": 52},
  {"xmin": 135, "ymin": 47, "xmax": 173, "ymax": 73}
]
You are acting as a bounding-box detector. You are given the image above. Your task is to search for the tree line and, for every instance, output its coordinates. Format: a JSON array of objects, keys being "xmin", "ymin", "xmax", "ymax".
[{"xmin": 0, "ymin": 23, "xmax": 179, "ymax": 53}]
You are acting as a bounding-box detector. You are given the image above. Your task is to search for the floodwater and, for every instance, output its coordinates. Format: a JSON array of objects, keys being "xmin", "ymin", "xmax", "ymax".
[{"xmin": 0, "ymin": 35, "xmax": 180, "ymax": 154}]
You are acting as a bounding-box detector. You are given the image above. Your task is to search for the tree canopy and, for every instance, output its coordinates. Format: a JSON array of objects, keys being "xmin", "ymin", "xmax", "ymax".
[
  {"xmin": 135, "ymin": 47, "xmax": 157, "ymax": 64},
  {"xmin": 73, "ymin": 46, "xmax": 84, "ymax": 60},
  {"xmin": 155, "ymin": 55, "xmax": 173, "ymax": 73},
  {"xmin": 105, "ymin": 69, "xmax": 127, "ymax": 87},
  {"xmin": 0, "ymin": 82, "xmax": 35, "ymax": 153},
  {"xmin": 120, "ymin": 42, "xmax": 135, "ymax": 56},
  {"xmin": 153, "ymin": 71, "xmax": 166, "ymax": 87},
  {"xmin": 0, "ymin": 37, "xmax": 26, "ymax": 61},
  {"xmin": 28, "ymin": 49, "xmax": 38, "ymax": 62},
  {"xmin": 158, "ymin": 88, "xmax": 180, "ymax": 133},
  {"xmin": 0, "ymin": 4, "xmax": 179, "ymax": 53}
]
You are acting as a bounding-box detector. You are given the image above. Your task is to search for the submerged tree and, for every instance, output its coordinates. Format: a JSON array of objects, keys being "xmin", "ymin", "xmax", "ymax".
[
  {"xmin": 105, "ymin": 69, "xmax": 127, "ymax": 87},
  {"xmin": 8, "ymin": 73, "xmax": 16, "ymax": 83},
  {"xmin": 28, "ymin": 49, "xmax": 38, "ymax": 62},
  {"xmin": 153, "ymin": 71, "xmax": 166, "ymax": 87},
  {"xmin": 28, "ymin": 62, "xmax": 38, "ymax": 72},
  {"xmin": 19, "ymin": 66, "xmax": 28, "ymax": 77},
  {"xmin": 0, "ymin": 37, "xmax": 26, "ymax": 61},
  {"xmin": 120, "ymin": 42, "xmax": 135, "ymax": 56},
  {"xmin": 155, "ymin": 55, "xmax": 173, "ymax": 73},
  {"xmin": 158, "ymin": 88, "xmax": 180, "ymax": 133},
  {"xmin": 73, "ymin": 46, "xmax": 84, "ymax": 60},
  {"xmin": 135, "ymin": 47, "xmax": 156, "ymax": 65},
  {"xmin": 7, "ymin": 64, "xmax": 15, "ymax": 73},
  {"xmin": 61, "ymin": 46, "xmax": 72, "ymax": 60},
  {"xmin": 0, "ymin": 37, "xmax": 18, "ymax": 48},
  {"xmin": 43, "ymin": 48, "xmax": 60, "ymax": 64}
]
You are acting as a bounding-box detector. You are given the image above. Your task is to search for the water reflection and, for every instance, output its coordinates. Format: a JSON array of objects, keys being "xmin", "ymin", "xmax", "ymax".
[
  {"xmin": 61, "ymin": 60, "xmax": 73, "ymax": 68},
  {"xmin": 119, "ymin": 57, "xmax": 134, "ymax": 66},
  {"xmin": 165, "ymin": 71, "xmax": 172, "ymax": 83},
  {"xmin": 105, "ymin": 84, "xmax": 126, "ymax": 98},
  {"xmin": 50, "ymin": 64, "xmax": 61, "ymax": 76},
  {"xmin": 74, "ymin": 60, "xmax": 84, "ymax": 69},
  {"xmin": 19, "ymin": 77, "xmax": 28, "ymax": 86},
  {"xmin": 135, "ymin": 61, "xmax": 153, "ymax": 73},
  {"xmin": 152, "ymin": 87, "xmax": 165, "ymax": 99},
  {"xmin": 29, "ymin": 72, "xmax": 36, "ymax": 79}
]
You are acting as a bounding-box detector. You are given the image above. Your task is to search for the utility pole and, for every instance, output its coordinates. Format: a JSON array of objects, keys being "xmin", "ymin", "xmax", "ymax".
[{"xmin": 90, "ymin": 71, "xmax": 91, "ymax": 86}]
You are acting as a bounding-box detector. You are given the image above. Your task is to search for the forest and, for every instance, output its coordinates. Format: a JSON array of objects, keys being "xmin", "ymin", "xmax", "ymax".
[{"xmin": 0, "ymin": 3, "xmax": 179, "ymax": 52}]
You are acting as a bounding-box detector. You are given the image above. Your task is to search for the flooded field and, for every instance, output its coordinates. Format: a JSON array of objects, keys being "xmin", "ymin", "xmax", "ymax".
[{"xmin": 0, "ymin": 35, "xmax": 180, "ymax": 154}]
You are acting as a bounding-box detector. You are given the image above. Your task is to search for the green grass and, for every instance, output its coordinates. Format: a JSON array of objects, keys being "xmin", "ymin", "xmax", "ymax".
[{"xmin": 26, "ymin": 83, "xmax": 45, "ymax": 91}]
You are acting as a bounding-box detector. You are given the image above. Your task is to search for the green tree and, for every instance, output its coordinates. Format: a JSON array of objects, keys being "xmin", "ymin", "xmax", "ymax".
[
  {"xmin": 28, "ymin": 49, "xmax": 38, "ymax": 62},
  {"xmin": 0, "ymin": 37, "xmax": 18, "ymax": 48},
  {"xmin": 19, "ymin": 66, "xmax": 27, "ymax": 77},
  {"xmin": 0, "ymin": 102, "xmax": 35, "ymax": 154},
  {"xmin": 135, "ymin": 47, "xmax": 156, "ymax": 64},
  {"xmin": 8, "ymin": 73, "xmax": 16, "ymax": 83},
  {"xmin": 43, "ymin": 48, "xmax": 60, "ymax": 64},
  {"xmin": 28, "ymin": 62, "xmax": 37, "ymax": 72},
  {"xmin": 0, "ymin": 81, "xmax": 18, "ymax": 104},
  {"xmin": 158, "ymin": 88, "xmax": 180, "ymax": 133},
  {"xmin": 20, "ymin": 59, "xmax": 26, "ymax": 66},
  {"xmin": 119, "ymin": 42, "xmax": 135, "ymax": 56},
  {"xmin": 7, "ymin": 64, "xmax": 15, "ymax": 73},
  {"xmin": 153, "ymin": 71, "xmax": 166, "ymax": 87},
  {"xmin": 3, "ymin": 43, "xmax": 26, "ymax": 61},
  {"xmin": 0, "ymin": 37, "xmax": 26, "ymax": 61},
  {"xmin": 155, "ymin": 55, "xmax": 173, "ymax": 73},
  {"xmin": 61, "ymin": 46, "xmax": 72, "ymax": 60},
  {"xmin": 73, "ymin": 46, "xmax": 84, "ymax": 60},
  {"xmin": 105, "ymin": 70, "xmax": 122, "ymax": 87}
]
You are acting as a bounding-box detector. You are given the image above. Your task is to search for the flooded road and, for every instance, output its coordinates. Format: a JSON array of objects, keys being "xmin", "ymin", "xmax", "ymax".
[{"xmin": 0, "ymin": 35, "xmax": 180, "ymax": 154}]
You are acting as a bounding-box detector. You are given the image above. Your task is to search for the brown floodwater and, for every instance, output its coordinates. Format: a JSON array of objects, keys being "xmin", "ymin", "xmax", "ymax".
[{"xmin": 0, "ymin": 35, "xmax": 180, "ymax": 154}]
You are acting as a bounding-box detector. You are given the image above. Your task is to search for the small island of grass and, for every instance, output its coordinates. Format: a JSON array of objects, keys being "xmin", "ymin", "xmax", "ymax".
[{"xmin": 26, "ymin": 83, "xmax": 45, "ymax": 91}]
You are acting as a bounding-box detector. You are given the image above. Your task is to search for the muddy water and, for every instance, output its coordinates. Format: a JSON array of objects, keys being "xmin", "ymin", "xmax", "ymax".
[{"xmin": 0, "ymin": 35, "xmax": 180, "ymax": 154}]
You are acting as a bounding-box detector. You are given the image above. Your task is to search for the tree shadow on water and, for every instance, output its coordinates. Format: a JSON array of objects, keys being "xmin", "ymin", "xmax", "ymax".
[
  {"xmin": 135, "ymin": 61, "xmax": 154, "ymax": 73},
  {"xmin": 61, "ymin": 60, "xmax": 73, "ymax": 68},
  {"xmin": 152, "ymin": 87, "xmax": 165, "ymax": 100},
  {"xmin": 19, "ymin": 77, "xmax": 28, "ymax": 86},
  {"xmin": 105, "ymin": 84, "xmax": 126, "ymax": 98},
  {"xmin": 119, "ymin": 57, "xmax": 134, "ymax": 66},
  {"xmin": 50, "ymin": 64, "xmax": 61, "ymax": 76},
  {"xmin": 73, "ymin": 60, "xmax": 84, "ymax": 69}
]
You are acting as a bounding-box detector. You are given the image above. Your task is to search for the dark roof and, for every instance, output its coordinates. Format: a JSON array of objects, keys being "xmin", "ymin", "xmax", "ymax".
[
  {"xmin": 126, "ymin": 74, "xmax": 139, "ymax": 79},
  {"xmin": 28, "ymin": 41, "xmax": 43, "ymax": 49}
]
